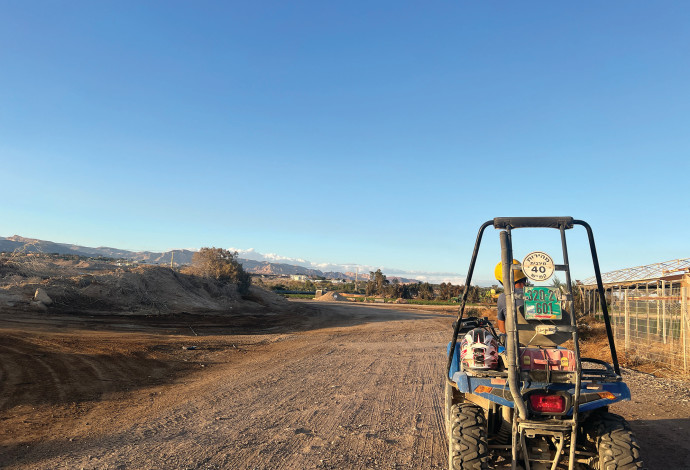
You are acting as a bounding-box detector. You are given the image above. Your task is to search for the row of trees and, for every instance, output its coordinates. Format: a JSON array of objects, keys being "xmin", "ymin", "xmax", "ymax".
[
  {"xmin": 365, "ymin": 270, "xmax": 417, "ymax": 298},
  {"xmin": 183, "ymin": 253, "xmax": 584, "ymax": 310},
  {"xmin": 363, "ymin": 269, "xmax": 489, "ymax": 302},
  {"xmin": 261, "ymin": 278, "xmax": 360, "ymax": 293},
  {"xmin": 252, "ymin": 267, "xmax": 497, "ymax": 303}
]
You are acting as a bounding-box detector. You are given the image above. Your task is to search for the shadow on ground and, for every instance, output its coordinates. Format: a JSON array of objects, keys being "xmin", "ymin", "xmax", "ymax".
[
  {"xmin": 627, "ymin": 417, "xmax": 690, "ymax": 469},
  {"xmin": 0, "ymin": 302, "xmax": 450, "ymax": 412}
]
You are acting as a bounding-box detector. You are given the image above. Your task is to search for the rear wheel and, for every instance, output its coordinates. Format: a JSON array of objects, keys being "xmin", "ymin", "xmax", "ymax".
[
  {"xmin": 584, "ymin": 411, "xmax": 642, "ymax": 469},
  {"xmin": 448, "ymin": 403, "xmax": 489, "ymax": 470}
]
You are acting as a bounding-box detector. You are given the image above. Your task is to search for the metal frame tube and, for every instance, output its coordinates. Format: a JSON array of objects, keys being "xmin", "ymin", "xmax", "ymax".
[
  {"xmin": 445, "ymin": 220, "xmax": 493, "ymax": 384},
  {"xmin": 501, "ymin": 230, "xmax": 528, "ymax": 420},
  {"xmin": 560, "ymin": 226, "xmax": 580, "ymax": 470},
  {"xmin": 573, "ymin": 220, "xmax": 621, "ymax": 375}
]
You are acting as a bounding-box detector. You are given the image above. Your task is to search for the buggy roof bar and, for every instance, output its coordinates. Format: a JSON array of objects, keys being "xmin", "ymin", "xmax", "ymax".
[{"xmin": 493, "ymin": 216, "xmax": 574, "ymax": 230}]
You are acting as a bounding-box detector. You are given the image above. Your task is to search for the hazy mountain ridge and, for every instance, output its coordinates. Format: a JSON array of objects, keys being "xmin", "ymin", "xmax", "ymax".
[
  {"xmin": 1, "ymin": 235, "xmax": 197, "ymax": 265},
  {"xmin": 0, "ymin": 236, "xmax": 420, "ymax": 283}
]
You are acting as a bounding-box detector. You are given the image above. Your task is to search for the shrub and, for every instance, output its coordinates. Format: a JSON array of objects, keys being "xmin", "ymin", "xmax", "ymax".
[{"xmin": 188, "ymin": 247, "xmax": 251, "ymax": 294}]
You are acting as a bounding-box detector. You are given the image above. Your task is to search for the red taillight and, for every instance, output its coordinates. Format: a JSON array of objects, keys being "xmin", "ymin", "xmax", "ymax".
[{"xmin": 529, "ymin": 393, "xmax": 566, "ymax": 413}]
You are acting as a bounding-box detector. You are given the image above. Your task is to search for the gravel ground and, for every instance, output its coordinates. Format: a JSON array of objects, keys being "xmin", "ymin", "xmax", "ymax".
[{"xmin": 1, "ymin": 302, "xmax": 688, "ymax": 469}]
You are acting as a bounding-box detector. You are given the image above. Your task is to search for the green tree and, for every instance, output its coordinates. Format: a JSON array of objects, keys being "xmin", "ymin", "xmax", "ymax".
[
  {"xmin": 466, "ymin": 285, "xmax": 480, "ymax": 303},
  {"xmin": 386, "ymin": 278, "xmax": 399, "ymax": 298},
  {"xmin": 191, "ymin": 247, "xmax": 251, "ymax": 293},
  {"xmin": 365, "ymin": 274, "xmax": 376, "ymax": 296},
  {"xmin": 365, "ymin": 269, "xmax": 389, "ymax": 296},
  {"xmin": 439, "ymin": 282, "xmax": 452, "ymax": 301},
  {"xmin": 386, "ymin": 278, "xmax": 412, "ymax": 299},
  {"xmin": 451, "ymin": 284, "xmax": 462, "ymax": 298},
  {"xmin": 364, "ymin": 270, "xmax": 388, "ymax": 296},
  {"xmin": 417, "ymin": 282, "xmax": 434, "ymax": 300}
]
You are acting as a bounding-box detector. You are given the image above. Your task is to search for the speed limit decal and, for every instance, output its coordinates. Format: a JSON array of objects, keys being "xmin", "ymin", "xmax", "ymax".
[{"xmin": 522, "ymin": 251, "xmax": 555, "ymax": 282}]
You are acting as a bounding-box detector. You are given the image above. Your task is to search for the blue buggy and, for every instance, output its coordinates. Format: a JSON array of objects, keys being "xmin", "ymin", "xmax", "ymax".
[{"xmin": 444, "ymin": 217, "xmax": 642, "ymax": 470}]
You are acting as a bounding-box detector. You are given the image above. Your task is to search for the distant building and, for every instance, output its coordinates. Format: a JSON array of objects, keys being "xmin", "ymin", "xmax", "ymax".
[{"xmin": 290, "ymin": 274, "xmax": 308, "ymax": 281}]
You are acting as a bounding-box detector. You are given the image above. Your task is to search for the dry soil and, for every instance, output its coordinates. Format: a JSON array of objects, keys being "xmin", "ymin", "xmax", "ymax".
[{"xmin": 1, "ymin": 301, "xmax": 689, "ymax": 469}]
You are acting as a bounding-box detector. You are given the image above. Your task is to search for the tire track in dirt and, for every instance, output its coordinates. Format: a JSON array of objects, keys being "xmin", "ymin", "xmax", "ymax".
[
  {"xmin": 0, "ymin": 333, "xmax": 178, "ymax": 414},
  {"xmin": 407, "ymin": 339, "xmax": 447, "ymax": 469},
  {"xmin": 430, "ymin": 371, "xmax": 448, "ymax": 462},
  {"xmin": 0, "ymin": 305, "xmax": 453, "ymax": 469},
  {"xmin": 2, "ymin": 303, "xmax": 686, "ymax": 469},
  {"xmin": 121, "ymin": 306, "xmax": 454, "ymax": 470},
  {"xmin": 0, "ymin": 343, "xmax": 67, "ymax": 406},
  {"xmin": 221, "ymin": 308, "xmax": 449, "ymax": 470}
]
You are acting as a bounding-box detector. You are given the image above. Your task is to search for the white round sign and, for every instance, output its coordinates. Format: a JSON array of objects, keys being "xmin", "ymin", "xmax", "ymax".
[{"xmin": 522, "ymin": 252, "xmax": 555, "ymax": 282}]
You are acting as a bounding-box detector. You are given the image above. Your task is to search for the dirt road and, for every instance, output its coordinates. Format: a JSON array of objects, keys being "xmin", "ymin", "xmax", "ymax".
[{"xmin": 1, "ymin": 302, "xmax": 689, "ymax": 469}]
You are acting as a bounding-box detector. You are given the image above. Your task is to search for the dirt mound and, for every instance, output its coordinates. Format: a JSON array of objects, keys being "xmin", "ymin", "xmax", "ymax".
[
  {"xmin": 0, "ymin": 254, "xmax": 288, "ymax": 316},
  {"xmin": 314, "ymin": 291, "xmax": 350, "ymax": 302}
]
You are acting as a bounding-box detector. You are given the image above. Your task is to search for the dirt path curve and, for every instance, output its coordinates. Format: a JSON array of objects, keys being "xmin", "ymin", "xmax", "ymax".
[{"xmin": 1, "ymin": 302, "xmax": 689, "ymax": 469}]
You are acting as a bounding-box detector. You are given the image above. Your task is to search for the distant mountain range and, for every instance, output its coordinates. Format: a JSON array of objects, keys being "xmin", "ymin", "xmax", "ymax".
[
  {"xmin": 0, "ymin": 235, "xmax": 419, "ymax": 283},
  {"xmin": 0, "ymin": 235, "xmax": 197, "ymax": 265}
]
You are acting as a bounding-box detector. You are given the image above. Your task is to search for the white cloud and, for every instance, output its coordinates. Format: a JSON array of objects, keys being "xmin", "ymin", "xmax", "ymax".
[
  {"xmin": 228, "ymin": 247, "xmax": 311, "ymax": 267},
  {"xmin": 228, "ymin": 247, "xmax": 256, "ymax": 256},
  {"xmin": 263, "ymin": 252, "xmax": 308, "ymax": 264},
  {"xmin": 225, "ymin": 247, "xmax": 483, "ymax": 284},
  {"xmin": 384, "ymin": 270, "xmax": 467, "ymax": 285}
]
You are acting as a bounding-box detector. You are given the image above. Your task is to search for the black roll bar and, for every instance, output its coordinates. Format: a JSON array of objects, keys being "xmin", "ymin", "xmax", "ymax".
[
  {"xmin": 493, "ymin": 217, "xmax": 574, "ymax": 230},
  {"xmin": 445, "ymin": 220, "xmax": 493, "ymax": 385},
  {"xmin": 573, "ymin": 219, "xmax": 621, "ymax": 375},
  {"xmin": 445, "ymin": 217, "xmax": 621, "ymax": 383}
]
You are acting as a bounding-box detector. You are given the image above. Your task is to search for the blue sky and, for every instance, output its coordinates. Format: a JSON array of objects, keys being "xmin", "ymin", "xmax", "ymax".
[{"xmin": 1, "ymin": 1, "xmax": 688, "ymax": 284}]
